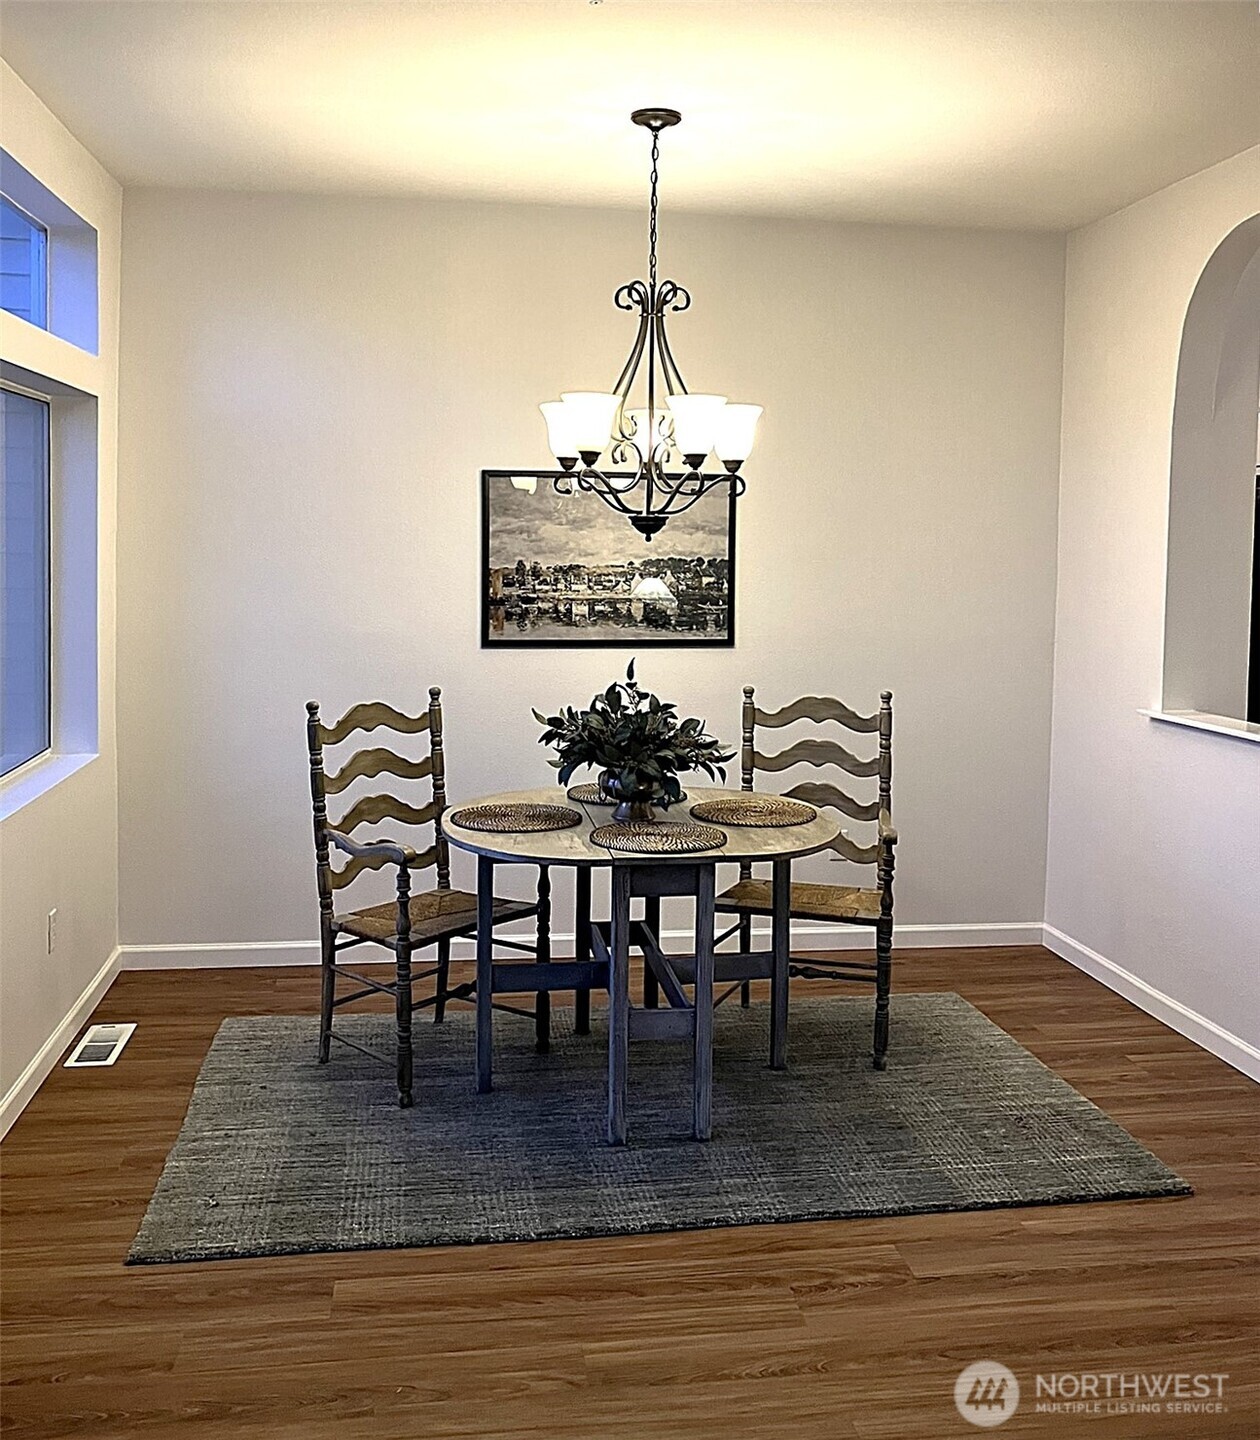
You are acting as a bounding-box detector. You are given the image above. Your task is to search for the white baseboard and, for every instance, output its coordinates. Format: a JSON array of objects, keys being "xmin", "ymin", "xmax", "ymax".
[
  {"xmin": 118, "ymin": 922, "xmax": 1043, "ymax": 971},
  {"xmin": 1042, "ymin": 924, "xmax": 1260, "ymax": 1083},
  {"xmin": 0, "ymin": 945, "xmax": 123, "ymax": 1141},
  {"xmin": 121, "ymin": 941, "xmax": 320, "ymax": 970}
]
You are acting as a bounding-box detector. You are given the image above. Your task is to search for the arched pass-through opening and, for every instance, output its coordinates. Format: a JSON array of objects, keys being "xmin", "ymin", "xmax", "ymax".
[{"xmin": 1163, "ymin": 214, "xmax": 1260, "ymax": 726}]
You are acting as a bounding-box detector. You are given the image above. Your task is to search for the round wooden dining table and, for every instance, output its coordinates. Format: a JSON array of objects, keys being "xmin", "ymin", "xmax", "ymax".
[{"xmin": 443, "ymin": 786, "xmax": 840, "ymax": 1144}]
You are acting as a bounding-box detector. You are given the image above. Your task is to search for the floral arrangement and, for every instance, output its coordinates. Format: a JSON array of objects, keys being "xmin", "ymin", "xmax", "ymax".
[{"xmin": 534, "ymin": 661, "xmax": 733, "ymax": 818}]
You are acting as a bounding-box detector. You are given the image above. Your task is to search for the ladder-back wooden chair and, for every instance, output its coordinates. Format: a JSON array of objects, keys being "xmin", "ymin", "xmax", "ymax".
[
  {"xmin": 715, "ymin": 687, "xmax": 897, "ymax": 1069},
  {"xmin": 306, "ymin": 688, "xmax": 543, "ymax": 1106}
]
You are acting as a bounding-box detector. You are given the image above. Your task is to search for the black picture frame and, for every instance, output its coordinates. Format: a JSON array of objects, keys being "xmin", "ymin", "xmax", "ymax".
[{"xmin": 480, "ymin": 470, "xmax": 736, "ymax": 649}]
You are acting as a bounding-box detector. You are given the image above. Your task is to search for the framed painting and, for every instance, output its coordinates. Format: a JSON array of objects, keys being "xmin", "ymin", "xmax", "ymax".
[{"xmin": 480, "ymin": 470, "xmax": 736, "ymax": 648}]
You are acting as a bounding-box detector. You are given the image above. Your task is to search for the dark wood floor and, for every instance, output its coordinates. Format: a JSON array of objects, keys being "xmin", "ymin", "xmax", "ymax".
[{"xmin": 2, "ymin": 946, "xmax": 1257, "ymax": 1438}]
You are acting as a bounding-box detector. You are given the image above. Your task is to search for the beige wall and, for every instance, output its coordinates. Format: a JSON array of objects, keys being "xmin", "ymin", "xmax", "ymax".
[
  {"xmin": 0, "ymin": 61, "xmax": 121, "ymax": 1113},
  {"xmin": 1046, "ymin": 147, "xmax": 1260, "ymax": 1071},
  {"xmin": 117, "ymin": 191, "xmax": 1064, "ymax": 956}
]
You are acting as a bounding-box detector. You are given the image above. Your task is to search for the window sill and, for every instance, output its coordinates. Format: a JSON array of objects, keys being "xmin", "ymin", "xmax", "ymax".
[
  {"xmin": 1141, "ymin": 709, "xmax": 1260, "ymax": 746},
  {"xmin": 0, "ymin": 752, "xmax": 97, "ymax": 821}
]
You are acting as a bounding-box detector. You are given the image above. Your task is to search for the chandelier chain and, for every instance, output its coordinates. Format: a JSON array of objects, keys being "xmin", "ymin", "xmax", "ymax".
[{"xmin": 648, "ymin": 129, "xmax": 660, "ymax": 289}]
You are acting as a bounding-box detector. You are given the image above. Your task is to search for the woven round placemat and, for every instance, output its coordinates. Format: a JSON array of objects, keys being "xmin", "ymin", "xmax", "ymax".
[
  {"xmin": 590, "ymin": 821, "xmax": 727, "ymax": 855},
  {"xmin": 448, "ymin": 803, "xmax": 583, "ymax": 834},
  {"xmin": 566, "ymin": 783, "xmax": 687, "ymax": 806},
  {"xmin": 566, "ymin": 783, "xmax": 611, "ymax": 805},
  {"xmin": 689, "ymin": 795, "xmax": 817, "ymax": 828}
]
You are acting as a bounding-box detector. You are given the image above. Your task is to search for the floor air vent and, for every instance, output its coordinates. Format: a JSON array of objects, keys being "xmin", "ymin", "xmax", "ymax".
[{"xmin": 65, "ymin": 1023, "xmax": 136, "ymax": 1068}]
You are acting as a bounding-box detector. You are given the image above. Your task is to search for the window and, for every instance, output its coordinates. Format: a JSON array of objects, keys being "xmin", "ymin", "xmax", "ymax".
[
  {"xmin": 0, "ymin": 153, "xmax": 100, "ymax": 814},
  {"xmin": 1, "ymin": 150, "xmax": 98, "ymax": 354},
  {"xmin": 1, "ymin": 195, "xmax": 48, "ymax": 329},
  {"xmin": 1161, "ymin": 215, "xmax": 1260, "ymax": 731},
  {"xmin": 1251, "ymin": 417, "xmax": 1260, "ymax": 724},
  {"xmin": 1, "ymin": 386, "xmax": 52, "ymax": 777}
]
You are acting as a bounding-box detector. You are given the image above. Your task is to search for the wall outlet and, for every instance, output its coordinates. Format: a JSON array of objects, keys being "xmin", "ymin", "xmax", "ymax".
[{"xmin": 47, "ymin": 907, "xmax": 57, "ymax": 954}]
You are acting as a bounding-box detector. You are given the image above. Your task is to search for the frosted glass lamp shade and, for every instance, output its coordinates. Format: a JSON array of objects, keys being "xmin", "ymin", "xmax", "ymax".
[
  {"xmin": 559, "ymin": 392, "xmax": 620, "ymax": 457},
  {"xmin": 667, "ymin": 393, "xmax": 727, "ymax": 462},
  {"xmin": 539, "ymin": 401, "xmax": 579, "ymax": 463},
  {"xmin": 714, "ymin": 404, "xmax": 763, "ymax": 465},
  {"xmin": 510, "ymin": 475, "xmax": 538, "ymax": 494}
]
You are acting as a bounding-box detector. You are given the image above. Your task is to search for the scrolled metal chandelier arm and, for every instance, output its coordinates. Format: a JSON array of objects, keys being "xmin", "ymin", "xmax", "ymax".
[
  {"xmin": 552, "ymin": 467, "xmax": 639, "ymax": 515},
  {"xmin": 652, "ymin": 469, "xmax": 747, "ymax": 512},
  {"xmin": 651, "ymin": 284, "xmax": 691, "ymax": 401},
  {"xmin": 611, "ymin": 281, "xmax": 651, "ymax": 402},
  {"xmin": 558, "ymin": 459, "xmax": 745, "ymax": 522},
  {"xmin": 613, "ymin": 279, "xmax": 651, "ymax": 312}
]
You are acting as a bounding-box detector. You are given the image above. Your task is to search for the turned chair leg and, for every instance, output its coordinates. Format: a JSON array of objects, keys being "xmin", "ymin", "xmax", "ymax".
[
  {"xmin": 738, "ymin": 913, "xmax": 752, "ymax": 1007},
  {"xmin": 393, "ymin": 863, "xmax": 416, "ymax": 1106},
  {"xmin": 872, "ymin": 918, "xmax": 892, "ymax": 1071},
  {"xmin": 433, "ymin": 937, "xmax": 451, "ymax": 1023},
  {"xmin": 395, "ymin": 944, "xmax": 415, "ymax": 1106},
  {"xmin": 318, "ymin": 925, "xmax": 336, "ymax": 1062}
]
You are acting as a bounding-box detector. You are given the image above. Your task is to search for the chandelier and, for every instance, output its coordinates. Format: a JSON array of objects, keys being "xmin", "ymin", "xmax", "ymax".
[{"xmin": 537, "ymin": 108, "xmax": 762, "ymax": 540}]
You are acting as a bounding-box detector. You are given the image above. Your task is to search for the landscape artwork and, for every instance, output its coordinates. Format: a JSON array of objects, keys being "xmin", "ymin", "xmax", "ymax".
[{"xmin": 481, "ymin": 471, "xmax": 735, "ymax": 648}]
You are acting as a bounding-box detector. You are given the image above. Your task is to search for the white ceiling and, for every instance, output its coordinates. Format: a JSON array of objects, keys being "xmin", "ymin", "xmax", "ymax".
[{"xmin": 1, "ymin": 0, "xmax": 1256, "ymax": 230}]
